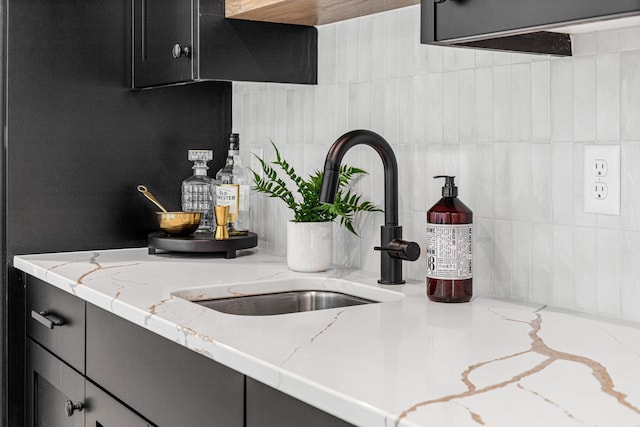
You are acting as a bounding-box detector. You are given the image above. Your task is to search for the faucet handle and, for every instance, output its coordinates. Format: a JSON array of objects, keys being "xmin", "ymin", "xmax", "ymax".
[{"xmin": 374, "ymin": 239, "xmax": 420, "ymax": 262}]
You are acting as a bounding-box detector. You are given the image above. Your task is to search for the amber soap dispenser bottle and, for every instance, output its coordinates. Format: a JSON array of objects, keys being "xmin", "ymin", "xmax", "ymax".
[{"xmin": 426, "ymin": 176, "xmax": 473, "ymax": 303}]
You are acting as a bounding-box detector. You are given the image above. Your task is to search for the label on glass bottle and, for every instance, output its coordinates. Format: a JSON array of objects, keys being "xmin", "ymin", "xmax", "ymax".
[
  {"xmin": 216, "ymin": 184, "xmax": 239, "ymax": 221},
  {"xmin": 426, "ymin": 223, "xmax": 473, "ymax": 280}
]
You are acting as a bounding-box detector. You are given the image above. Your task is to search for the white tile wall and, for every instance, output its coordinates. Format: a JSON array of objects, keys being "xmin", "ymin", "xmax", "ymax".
[{"xmin": 233, "ymin": 5, "xmax": 640, "ymax": 322}]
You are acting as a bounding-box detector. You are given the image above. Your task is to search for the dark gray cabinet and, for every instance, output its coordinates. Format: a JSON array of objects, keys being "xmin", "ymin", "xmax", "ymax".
[
  {"xmin": 26, "ymin": 339, "xmax": 152, "ymax": 427},
  {"xmin": 86, "ymin": 303, "xmax": 244, "ymax": 427},
  {"xmin": 27, "ymin": 339, "xmax": 85, "ymax": 427},
  {"xmin": 421, "ymin": 0, "xmax": 640, "ymax": 55},
  {"xmin": 132, "ymin": 0, "xmax": 318, "ymax": 88},
  {"xmin": 85, "ymin": 382, "xmax": 152, "ymax": 427},
  {"xmin": 25, "ymin": 276, "xmax": 154, "ymax": 427},
  {"xmin": 25, "ymin": 275, "xmax": 357, "ymax": 426},
  {"xmin": 246, "ymin": 378, "xmax": 354, "ymax": 427}
]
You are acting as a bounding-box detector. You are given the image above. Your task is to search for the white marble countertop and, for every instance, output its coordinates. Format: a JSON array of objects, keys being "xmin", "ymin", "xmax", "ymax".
[{"xmin": 14, "ymin": 248, "xmax": 640, "ymax": 427}]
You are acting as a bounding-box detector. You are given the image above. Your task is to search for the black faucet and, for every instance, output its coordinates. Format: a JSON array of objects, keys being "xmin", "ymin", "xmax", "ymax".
[{"xmin": 319, "ymin": 130, "xmax": 420, "ymax": 285}]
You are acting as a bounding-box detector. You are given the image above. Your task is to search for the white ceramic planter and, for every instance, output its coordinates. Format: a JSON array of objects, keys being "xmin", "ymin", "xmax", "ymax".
[{"xmin": 286, "ymin": 221, "xmax": 333, "ymax": 272}]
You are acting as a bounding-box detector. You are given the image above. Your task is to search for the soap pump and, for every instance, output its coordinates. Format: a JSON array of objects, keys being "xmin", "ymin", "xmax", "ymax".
[{"xmin": 426, "ymin": 175, "xmax": 473, "ymax": 303}]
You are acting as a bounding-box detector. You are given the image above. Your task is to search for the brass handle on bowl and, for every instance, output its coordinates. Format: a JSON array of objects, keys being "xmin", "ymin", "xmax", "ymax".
[{"xmin": 137, "ymin": 185, "xmax": 168, "ymax": 212}]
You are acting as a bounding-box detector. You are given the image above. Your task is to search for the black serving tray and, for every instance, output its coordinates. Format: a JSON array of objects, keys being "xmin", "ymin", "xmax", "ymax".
[{"xmin": 147, "ymin": 231, "xmax": 258, "ymax": 259}]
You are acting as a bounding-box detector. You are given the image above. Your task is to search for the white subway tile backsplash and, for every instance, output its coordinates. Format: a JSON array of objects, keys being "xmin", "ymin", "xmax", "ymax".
[
  {"xmin": 384, "ymin": 12, "xmax": 399, "ymax": 78},
  {"xmin": 427, "ymin": 44, "xmax": 444, "ymax": 73},
  {"xmin": 493, "ymin": 143, "xmax": 511, "ymax": 219},
  {"xmin": 572, "ymin": 56, "xmax": 596, "ymax": 142},
  {"xmin": 425, "ymin": 73, "xmax": 444, "ymax": 143},
  {"xmin": 474, "ymin": 218, "xmax": 494, "ymax": 296},
  {"xmin": 552, "ymin": 224, "xmax": 574, "ymax": 309},
  {"xmin": 458, "ymin": 48, "xmax": 476, "ymax": 70},
  {"xmin": 551, "ymin": 142, "xmax": 573, "ymax": 224},
  {"xmin": 531, "ymin": 222, "xmax": 553, "ymax": 304},
  {"xmin": 621, "ymin": 142, "xmax": 640, "ymax": 231},
  {"xmin": 397, "ymin": 7, "xmax": 416, "ymax": 77},
  {"xmin": 412, "ymin": 75, "xmax": 426, "ymax": 144},
  {"xmin": 531, "ymin": 61, "xmax": 551, "ymax": 141},
  {"xmin": 443, "ymin": 72, "xmax": 459, "ymax": 143},
  {"xmin": 398, "ymin": 76, "xmax": 414, "ymax": 143},
  {"xmin": 572, "ymin": 32, "xmax": 597, "ymax": 56},
  {"xmin": 510, "ymin": 143, "xmax": 532, "ymax": 221},
  {"xmin": 357, "ymin": 18, "xmax": 373, "ymax": 83},
  {"xmin": 573, "ymin": 226, "xmax": 597, "ymax": 314},
  {"xmin": 550, "ymin": 59, "xmax": 573, "ymax": 141},
  {"xmin": 384, "ymin": 79, "xmax": 400, "ymax": 142},
  {"xmin": 233, "ymin": 7, "xmax": 640, "ymax": 322},
  {"xmin": 475, "ymin": 67, "xmax": 493, "ymax": 142},
  {"xmin": 621, "ymin": 50, "xmax": 640, "ymax": 140},
  {"xmin": 493, "ymin": 219, "xmax": 513, "ymax": 297},
  {"xmin": 475, "ymin": 49, "xmax": 493, "ymax": 69},
  {"xmin": 458, "ymin": 69, "xmax": 475, "ymax": 143},
  {"xmin": 596, "ymin": 228, "xmax": 621, "ymax": 318},
  {"xmin": 492, "ymin": 65, "xmax": 512, "ymax": 142},
  {"xmin": 597, "ymin": 29, "xmax": 620, "ymax": 54},
  {"xmin": 511, "ymin": 221, "xmax": 532, "ymax": 300},
  {"xmin": 531, "ymin": 143, "xmax": 552, "ymax": 222},
  {"xmin": 511, "ymin": 63, "xmax": 532, "ymax": 142},
  {"xmin": 621, "ymin": 230, "xmax": 640, "ymax": 323},
  {"xmin": 596, "ymin": 54, "xmax": 620, "ymax": 141},
  {"xmin": 475, "ymin": 144, "xmax": 495, "ymax": 218},
  {"xmin": 443, "ymin": 48, "xmax": 458, "ymax": 72}
]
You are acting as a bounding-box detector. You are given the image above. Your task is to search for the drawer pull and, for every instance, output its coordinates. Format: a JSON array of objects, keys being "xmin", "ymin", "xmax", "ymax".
[
  {"xmin": 31, "ymin": 310, "xmax": 66, "ymax": 329},
  {"xmin": 64, "ymin": 400, "xmax": 84, "ymax": 417}
]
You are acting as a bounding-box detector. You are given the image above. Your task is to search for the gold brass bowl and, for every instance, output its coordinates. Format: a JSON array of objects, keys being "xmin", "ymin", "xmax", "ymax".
[{"xmin": 156, "ymin": 212, "xmax": 201, "ymax": 236}]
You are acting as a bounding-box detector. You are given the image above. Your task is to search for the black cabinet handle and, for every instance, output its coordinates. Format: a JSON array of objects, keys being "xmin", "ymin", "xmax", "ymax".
[
  {"xmin": 434, "ymin": 0, "xmax": 446, "ymax": 3},
  {"xmin": 31, "ymin": 310, "xmax": 66, "ymax": 329},
  {"xmin": 171, "ymin": 43, "xmax": 191, "ymax": 59},
  {"xmin": 64, "ymin": 400, "xmax": 84, "ymax": 417}
]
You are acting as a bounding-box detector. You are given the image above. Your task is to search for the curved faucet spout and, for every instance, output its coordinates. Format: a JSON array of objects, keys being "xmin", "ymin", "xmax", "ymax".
[
  {"xmin": 319, "ymin": 129, "xmax": 399, "ymax": 226},
  {"xmin": 319, "ymin": 130, "xmax": 419, "ymax": 285}
]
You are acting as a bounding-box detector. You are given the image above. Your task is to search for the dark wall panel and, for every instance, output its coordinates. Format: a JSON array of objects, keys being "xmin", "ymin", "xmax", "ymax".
[
  {"xmin": 6, "ymin": 0, "xmax": 231, "ymax": 257},
  {"xmin": 3, "ymin": 0, "xmax": 232, "ymax": 425}
]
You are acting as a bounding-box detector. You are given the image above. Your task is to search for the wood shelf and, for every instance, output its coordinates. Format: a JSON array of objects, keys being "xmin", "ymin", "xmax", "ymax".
[{"xmin": 225, "ymin": 0, "xmax": 420, "ymax": 26}]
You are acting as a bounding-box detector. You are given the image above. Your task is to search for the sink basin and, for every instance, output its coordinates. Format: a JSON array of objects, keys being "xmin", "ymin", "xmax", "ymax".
[
  {"xmin": 171, "ymin": 277, "xmax": 404, "ymax": 316},
  {"xmin": 194, "ymin": 290, "xmax": 374, "ymax": 316}
]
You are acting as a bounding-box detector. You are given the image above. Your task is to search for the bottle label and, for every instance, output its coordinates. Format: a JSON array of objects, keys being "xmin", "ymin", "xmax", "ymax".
[
  {"xmin": 426, "ymin": 223, "xmax": 473, "ymax": 280},
  {"xmin": 216, "ymin": 184, "xmax": 239, "ymax": 220}
]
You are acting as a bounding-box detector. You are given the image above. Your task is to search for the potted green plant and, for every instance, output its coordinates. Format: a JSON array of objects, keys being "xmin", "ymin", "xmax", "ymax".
[{"xmin": 252, "ymin": 141, "xmax": 380, "ymax": 272}]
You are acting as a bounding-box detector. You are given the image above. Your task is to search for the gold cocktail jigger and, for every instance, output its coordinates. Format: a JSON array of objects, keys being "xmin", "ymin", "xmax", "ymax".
[{"xmin": 214, "ymin": 205, "xmax": 229, "ymax": 240}]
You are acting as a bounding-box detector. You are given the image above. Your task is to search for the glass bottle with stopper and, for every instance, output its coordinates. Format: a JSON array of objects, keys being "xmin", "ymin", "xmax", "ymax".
[
  {"xmin": 215, "ymin": 133, "xmax": 250, "ymax": 235},
  {"xmin": 182, "ymin": 150, "xmax": 216, "ymax": 233}
]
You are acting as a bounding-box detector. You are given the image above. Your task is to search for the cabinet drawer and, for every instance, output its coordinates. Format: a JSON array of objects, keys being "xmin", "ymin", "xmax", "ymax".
[{"xmin": 26, "ymin": 275, "xmax": 85, "ymax": 373}]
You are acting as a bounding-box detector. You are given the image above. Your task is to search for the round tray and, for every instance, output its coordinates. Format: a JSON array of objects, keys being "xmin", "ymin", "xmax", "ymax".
[{"xmin": 147, "ymin": 231, "xmax": 258, "ymax": 259}]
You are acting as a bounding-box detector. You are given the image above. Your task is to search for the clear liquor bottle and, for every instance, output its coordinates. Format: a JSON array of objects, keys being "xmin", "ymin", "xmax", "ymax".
[
  {"xmin": 181, "ymin": 150, "xmax": 215, "ymax": 233},
  {"xmin": 215, "ymin": 133, "xmax": 250, "ymax": 233}
]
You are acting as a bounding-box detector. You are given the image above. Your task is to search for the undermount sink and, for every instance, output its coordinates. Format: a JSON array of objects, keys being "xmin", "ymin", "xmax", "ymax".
[
  {"xmin": 171, "ymin": 277, "xmax": 404, "ymax": 316},
  {"xmin": 195, "ymin": 290, "xmax": 374, "ymax": 316}
]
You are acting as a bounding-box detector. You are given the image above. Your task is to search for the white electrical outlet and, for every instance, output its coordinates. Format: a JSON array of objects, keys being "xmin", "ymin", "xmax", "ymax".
[{"xmin": 584, "ymin": 145, "xmax": 620, "ymax": 215}]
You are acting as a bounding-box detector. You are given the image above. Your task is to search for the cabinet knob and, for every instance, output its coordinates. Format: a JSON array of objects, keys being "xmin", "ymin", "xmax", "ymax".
[
  {"xmin": 64, "ymin": 400, "xmax": 84, "ymax": 417},
  {"xmin": 172, "ymin": 44, "xmax": 191, "ymax": 59}
]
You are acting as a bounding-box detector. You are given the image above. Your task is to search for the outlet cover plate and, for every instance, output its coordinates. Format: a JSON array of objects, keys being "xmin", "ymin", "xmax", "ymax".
[{"xmin": 584, "ymin": 144, "xmax": 620, "ymax": 215}]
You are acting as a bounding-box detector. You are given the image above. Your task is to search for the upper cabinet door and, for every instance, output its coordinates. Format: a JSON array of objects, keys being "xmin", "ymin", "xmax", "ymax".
[
  {"xmin": 132, "ymin": 0, "xmax": 196, "ymax": 87},
  {"xmin": 132, "ymin": 0, "xmax": 317, "ymax": 88}
]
